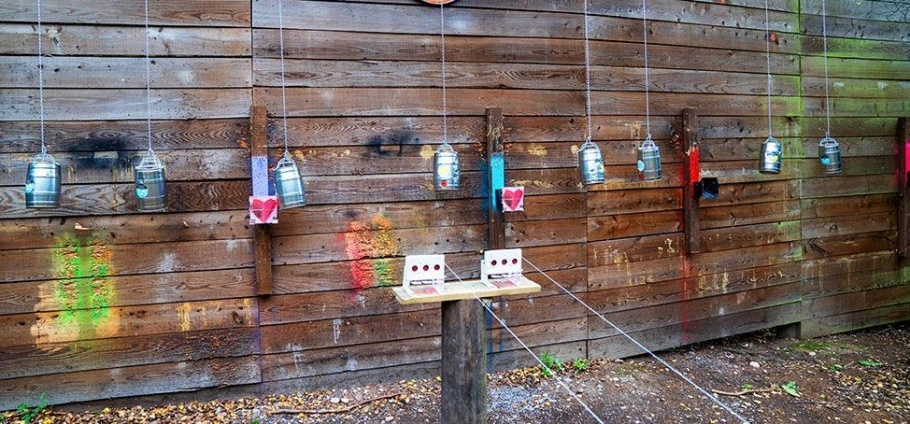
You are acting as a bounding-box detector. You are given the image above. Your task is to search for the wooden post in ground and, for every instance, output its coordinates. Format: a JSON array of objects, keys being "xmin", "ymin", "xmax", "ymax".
[
  {"xmin": 440, "ymin": 107, "xmax": 504, "ymax": 424},
  {"xmin": 898, "ymin": 117, "xmax": 910, "ymax": 258},
  {"xmin": 250, "ymin": 105, "xmax": 273, "ymax": 296},
  {"xmin": 682, "ymin": 108, "xmax": 701, "ymax": 254}
]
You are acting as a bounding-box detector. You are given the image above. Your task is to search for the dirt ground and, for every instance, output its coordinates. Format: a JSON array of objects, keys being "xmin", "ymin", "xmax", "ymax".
[{"xmin": 4, "ymin": 322, "xmax": 908, "ymax": 424}]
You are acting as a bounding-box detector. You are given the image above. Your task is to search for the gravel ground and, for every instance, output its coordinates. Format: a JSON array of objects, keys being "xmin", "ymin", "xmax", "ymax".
[{"xmin": 3, "ymin": 322, "xmax": 908, "ymax": 424}]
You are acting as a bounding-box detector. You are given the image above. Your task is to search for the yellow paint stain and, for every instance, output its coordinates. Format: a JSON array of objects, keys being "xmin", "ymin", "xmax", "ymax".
[
  {"xmin": 570, "ymin": 145, "xmax": 580, "ymax": 155},
  {"xmin": 527, "ymin": 144, "xmax": 548, "ymax": 157},
  {"xmin": 626, "ymin": 122, "xmax": 644, "ymax": 139},
  {"xmin": 665, "ymin": 239, "xmax": 677, "ymax": 255},
  {"xmin": 177, "ymin": 302, "xmax": 192, "ymax": 332},
  {"xmin": 420, "ymin": 145, "xmax": 436, "ymax": 160}
]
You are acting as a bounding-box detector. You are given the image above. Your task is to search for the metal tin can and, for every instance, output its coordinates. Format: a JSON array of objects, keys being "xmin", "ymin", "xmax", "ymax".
[
  {"xmin": 25, "ymin": 153, "xmax": 61, "ymax": 208},
  {"xmin": 135, "ymin": 152, "xmax": 167, "ymax": 212},
  {"xmin": 818, "ymin": 136, "xmax": 842, "ymax": 174},
  {"xmin": 434, "ymin": 143, "xmax": 460, "ymax": 190},
  {"xmin": 760, "ymin": 136, "xmax": 782, "ymax": 174},
  {"xmin": 275, "ymin": 153, "xmax": 306, "ymax": 209},
  {"xmin": 578, "ymin": 140, "xmax": 605, "ymax": 185},
  {"xmin": 637, "ymin": 138, "xmax": 662, "ymax": 181}
]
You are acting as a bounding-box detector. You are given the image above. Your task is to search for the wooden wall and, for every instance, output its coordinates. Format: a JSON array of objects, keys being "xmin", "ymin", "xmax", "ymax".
[{"xmin": 0, "ymin": 0, "xmax": 908, "ymax": 409}]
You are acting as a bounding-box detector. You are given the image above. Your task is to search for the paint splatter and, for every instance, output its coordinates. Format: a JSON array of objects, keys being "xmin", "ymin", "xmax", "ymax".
[
  {"xmin": 32, "ymin": 232, "xmax": 119, "ymax": 345},
  {"xmin": 343, "ymin": 214, "xmax": 400, "ymax": 290}
]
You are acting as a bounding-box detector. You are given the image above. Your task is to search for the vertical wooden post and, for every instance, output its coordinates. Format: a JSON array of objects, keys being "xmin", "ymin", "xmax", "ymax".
[
  {"xmin": 440, "ymin": 108, "xmax": 504, "ymax": 424},
  {"xmin": 682, "ymin": 108, "xmax": 701, "ymax": 254},
  {"xmin": 250, "ymin": 105, "xmax": 273, "ymax": 296},
  {"xmin": 898, "ymin": 117, "xmax": 910, "ymax": 258}
]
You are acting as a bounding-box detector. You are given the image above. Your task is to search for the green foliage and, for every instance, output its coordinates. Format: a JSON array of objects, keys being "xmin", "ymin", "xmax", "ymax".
[
  {"xmin": 572, "ymin": 358, "xmax": 589, "ymax": 374},
  {"xmin": 539, "ymin": 352, "xmax": 564, "ymax": 378},
  {"xmin": 741, "ymin": 383, "xmax": 754, "ymax": 391},
  {"xmin": 828, "ymin": 364, "xmax": 844, "ymax": 371},
  {"xmin": 859, "ymin": 360, "xmax": 883, "ymax": 367},
  {"xmin": 16, "ymin": 393, "xmax": 48, "ymax": 423},
  {"xmin": 781, "ymin": 381, "xmax": 801, "ymax": 397}
]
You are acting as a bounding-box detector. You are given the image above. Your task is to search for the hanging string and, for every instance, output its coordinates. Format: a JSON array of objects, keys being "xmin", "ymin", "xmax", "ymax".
[
  {"xmin": 641, "ymin": 0, "xmax": 652, "ymax": 139},
  {"xmin": 763, "ymin": 0, "xmax": 774, "ymax": 138},
  {"xmin": 277, "ymin": 0, "xmax": 291, "ymax": 156},
  {"xmin": 582, "ymin": 0, "xmax": 594, "ymax": 143},
  {"xmin": 35, "ymin": 0, "xmax": 46, "ymax": 156},
  {"xmin": 143, "ymin": 0, "xmax": 154, "ymax": 154},
  {"xmin": 821, "ymin": 0, "xmax": 832, "ymax": 138},
  {"xmin": 442, "ymin": 264, "xmax": 606, "ymax": 424},
  {"xmin": 439, "ymin": 2, "xmax": 449, "ymax": 146},
  {"xmin": 523, "ymin": 258, "xmax": 752, "ymax": 424}
]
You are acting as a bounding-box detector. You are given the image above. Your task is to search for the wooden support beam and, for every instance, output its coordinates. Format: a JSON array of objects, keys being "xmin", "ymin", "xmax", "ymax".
[
  {"xmin": 898, "ymin": 117, "xmax": 910, "ymax": 258},
  {"xmin": 251, "ymin": 105, "xmax": 273, "ymax": 296},
  {"xmin": 487, "ymin": 107, "xmax": 506, "ymax": 249},
  {"xmin": 682, "ymin": 108, "xmax": 701, "ymax": 254}
]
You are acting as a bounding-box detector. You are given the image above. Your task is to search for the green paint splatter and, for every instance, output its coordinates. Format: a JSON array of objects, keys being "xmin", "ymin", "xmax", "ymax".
[{"xmin": 52, "ymin": 233, "xmax": 115, "ymax": 339}]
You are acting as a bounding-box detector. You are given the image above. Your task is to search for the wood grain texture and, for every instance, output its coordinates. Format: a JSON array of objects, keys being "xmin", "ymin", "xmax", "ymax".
[{"xmin": 1, "ymin": 1, "xmax": 251, "ymax": 26}]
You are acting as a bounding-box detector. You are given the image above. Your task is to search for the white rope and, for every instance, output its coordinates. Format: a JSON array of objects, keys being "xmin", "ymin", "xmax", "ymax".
[
  {"xmin": 143, "ymin": 0, "xmax": 154, "ymax": 153},
  {"xmin": 641, "ymin": 0, "xmax": 652, "ymax": 139},
  {"xmin": 821, "ymin": 0, "xmax": 832, "ymax": 138},
  {"xmin": 277, "ymin": 0, "xmax": 291, "ymax": 155},
  {"xmin": 36, "ymin": 0, "xmax": 46, "ymax": 155},
  {"xmin": 522, "ymin": 258, "xmax": 752, "ymax": 424},
  {"xmin": 439, "ymin": 2, "xmax": 449, "ymax": 146},
  {"xmin": 763, "ymin": 0, "xmax": 774, "ymax": 138},
  {"xmin": 442, "ymin": 264, "xmax": 605, "ymax": 424},
  {"xmin": 582, "ymin": 0, "xmax": 594, "ymax": 142}
]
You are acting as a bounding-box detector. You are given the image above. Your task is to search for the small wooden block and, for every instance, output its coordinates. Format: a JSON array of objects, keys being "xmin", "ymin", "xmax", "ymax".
[{"xmin": 392, "ymin": 277, "xmax": 540, "ymax": 305}]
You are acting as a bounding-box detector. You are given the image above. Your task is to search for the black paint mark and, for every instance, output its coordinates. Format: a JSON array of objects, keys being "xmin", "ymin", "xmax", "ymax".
[{"xmin": 365, "ymin": 131, "xmax": 419, "ymax": 158}]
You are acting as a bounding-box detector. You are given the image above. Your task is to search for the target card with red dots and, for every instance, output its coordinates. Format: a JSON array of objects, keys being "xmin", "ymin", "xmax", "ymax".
[
  {"xmin": 481, "ymin": 248, "xmax": 523, "ymax": 285},
  {"xmin": 402, "ymin": 254, "xmax": 446, "ymax": 294}
]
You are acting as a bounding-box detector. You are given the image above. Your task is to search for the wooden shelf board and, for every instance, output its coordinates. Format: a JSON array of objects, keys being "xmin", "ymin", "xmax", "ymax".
[{"xmin": 392, "ymin": 277, "xmax": 541, "ymax": 305}]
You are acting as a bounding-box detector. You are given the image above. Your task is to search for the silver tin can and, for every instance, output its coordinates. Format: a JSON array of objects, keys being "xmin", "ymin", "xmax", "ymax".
[
  {"xmin": 434, "ymin": 143, "xmax": 460, "ymax": 190},
  {"xmin": 637, "ymin": 138, "xmax": 662, "ymax": 181},
  {"xmin": 275, "ymin": 153, "xmax": 306, "ymax": 208},
  {"xmin": 760, "ymin": 136, "xmax": 782, "ymax": 174},
  {"xmin": 25, "ymin": 153, "xmax": 61, "ymax": 208},
  {"xmin": 135, "ymin": 152, "xmax": 167, "ymax": 212},
  {"xmin": 578, "ymin": 140, "xmax": 605, "ymax": 185},
  {"xmin": 818, "ymin": 136, "xmax": 842, "ymax": 174}
]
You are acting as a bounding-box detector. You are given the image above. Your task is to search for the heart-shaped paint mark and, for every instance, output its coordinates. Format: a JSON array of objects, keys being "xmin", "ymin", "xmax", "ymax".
[
  {"xmin": 502, "ymin": 187, "xmax": 524, "ymax": 212},
  {"xmin": 251, "ymin": 197, "xmax": 279, "ymax": 223}
]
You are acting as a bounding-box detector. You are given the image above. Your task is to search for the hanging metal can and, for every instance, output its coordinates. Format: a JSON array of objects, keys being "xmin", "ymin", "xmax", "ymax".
[
  {"xmin": 578, "ymin": 140, "xmax": 605, "ymax": 185},
  {"xmin": 134, "ymin": 151, "xmax": 167, "ymax": 212},
  {"xmin": 275, "ymin": 152, "xmax": 306, "ymax": 208},
  {"xmin": 818, "ymin": 136, "xmax": 842, "ymax": 174},
  {"xmin": 25, "ymin": 153, "xmax": 61, "ymax": 208},
  {"xmin": 759, "ymin": 136, "xmax": 782, "ymax": 174},
  {"xmin": 637, "ymin": 136, "xmax": 662, "ymax": 181},
  {"xmin": 434, "ymin": 142, "xmax": 460, "ymax": 190}
]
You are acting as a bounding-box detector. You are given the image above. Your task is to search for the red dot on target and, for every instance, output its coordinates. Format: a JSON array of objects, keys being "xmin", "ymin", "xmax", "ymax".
[
  {"xmin": 412, "ymin": 266, "xmax": 418, "ymax": 272},
  {"xmin": 423, "ymin": 265, "xmax": 429, "ymax": 271},
  {"xmin": 512, "ymin": 258, "xmax": 518, "ymax": 264},
  {"xmin": 491, "ymin": 260, "xmax": 498, "ymax": 266},
  {"xmin": 434, "ymin": 264, "xmax": 440, "ymax": 270}
]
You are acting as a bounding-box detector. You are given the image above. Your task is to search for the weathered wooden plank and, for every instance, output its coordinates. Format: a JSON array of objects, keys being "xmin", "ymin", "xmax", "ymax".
[
  {"xmin": 588, "ymin": 210, "xmax": 681, "ymax": 241},
  {"xmin": 700, "ymin": 159, "xmax": 800, "ymax": 183},
  {"xmin": 260, "ymin": 288, "xmax": 432, "ymax": 326},
  {"xmin": 589, "ymin": 303, "xmax": 801, "ymax": 359},
  {"xmin": 699, "ymin": 116, "xmax": 801, "ymax": 140},
  {"xmin": 261, "ymin": 336, "xmax": 442, "ymax": 382},
  {"xmin": 506, "ymin": 116, "xmax": 678, "ymax": 143},
  {"xmin": 261, "ymin": 361, "xmax": 439, "ymax": 397},
  {"xmin": 0, "ymin": 356, "xmax": 260, "ymax": 411},
  {"xmin": 802, "ymin": 211, "xmax": 896, "ymax": 239},
  {"xmin": 0, "ymin": 24, "xmax": 251, "ymax": 56},
  {"xmin": 698, "ymin": 136, "xmax": 799, "ymax": 162},
  {"xmin": 587, "ymin": 187, "xmax": 681, "ymax": 216},
  {"xmin": 259, "ymin": 309, "xmax": 440, "ymax": 354},
  {"xmin": 801, "ymin": 0, "xmax": 910, "ymax": 24},
  {"xmin": 487, "ymin": 318, "xmax": 586, "ymax": 356},
  {"xmin": 253, "ymin": 29, "xmax": 800, "ymax": 74},
  {"xmin": 801, "ymin": 76, "xmax": 910, "ymax": 100},
  {"xmin": 588, "ymin": 233, "xmax": 685, "ymax": 267},
  {"xmin": 290, "ymin": 143, "xmax": 484, "ymax": 177},
  {"xmin": 505, "ymin": 139, "xmax": 682, "ymax": 170},
  {"xmin": 0, "ymin": 180, "xmax": 251, "ymax": 219},
  {"xmin": 799, "ymin": 136, "xmax": 901, "ymax": 158},
  {"xmin": 0, "ymin": 297, "xmax": 257, "ymax": 349},
  {"xmin": 900, "ymin": 117, "xmax": 910, "ymax": 257},
  {"xmin": 593, "ymin": 92, "xmax": 802, "ymax": 117},
  {"xmin": 503, "ymin": 193, "xmax": 586, "ymax": 222},
  {"xmin": 708, "ymin": 180, "xmax": 800, "ymax": 206},
  {"xmin": 588, "ymin": 282, "xmax": 801, "ymax": 339},
  {"xmin": 0, "ymin": 238, "xmax": 254, "ymax": 283},
  {"xmin": 802, "ymin": 34, "xmax": 910, "ymax": 61},
  {"xmin": 799, "ymin": 302, "xmax": 910, "ymax": 339},
  {"xmin": 804, "ymin": 96, "xmax": 910, "ymax": 118},
  {"xmin": 488, "ymin": 294, "xmax": 587, "ymax": 328},
  {"xmin": 0, "ymin": 119, "xmax": 249, "ymax": 153},
  {"xmin": 1, "ymin": 88, "xmax": 252, "ymax": 121},
  {"xmin": 0, "ymin": 268, "xmax": 255, "ymax": 316},
  {"xmin": 683, "ymin": 107, "xmax": 700, "ymax": 254},
  {"xmin": 0, "ymin": 210, "xmax": 252, "ymax": 251},
  {"xmin": 488, "ymin": 340, "xmax": 585, "ymax": 373},
  {"xmin": 0, "ymin": 148, "xmax": 251, "ymax": 186},
  {"xmin": 588, "ymin": 256, "xmax": 687, "ymax": 290},
  {"xmin": 272, "ymin": 223, "xmax": 486, "ymax": 266},
  {"xmin": 250, "ymin": 104, "xmax": 272, "ymax": 296},
  {"xmin": 801, "ymin": 174, "xmax": 896, "ymax": 198},
  {"xmin": 801, "ymin": 14, "xmax": 910, "ymax": 43},
  {"xmin": 277, "ymin": 116, "xmax": 483, "ymax": 148},
  {"xmin": 700, "ymin": 200, "xmax": 802, "ymax": 229},
  {"xmin": 505, "ymin": 218, "xmax": 586, "ymax": 248},
  {"xmin": 0, "ymin": 57, "xmax": 251, "ymax": 89},
  {"xmin": 0, "ymin": 327, "xmax": 259, "ymax": 380},
  {"xmin": 690, "ymin": 242, "xmax": 802, "ymax": 276},
  {"xmin": 699, "ymin": 220, "xmax": 802, "ymax": 253},
  {"xmin": 804, "ymin": 231, "xmax": 895, "ymax": 260},
  {"xmin": 2, "ymin": 1, "xmax": 251, "ymax": 26},
  {"xmin": 803, "ymin": 284, "xmax": 910, "ymax": 321},
  {"xmin": 254, "ymin": 87, "xmax": 584, "ymax": 117},
  {"xmin": 803, "ymin": 265, "xmax": 905, "ymax": 302},
  {"xmin": 801, "ymin": 250, "xmax": 898, "ymax": 288}
]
